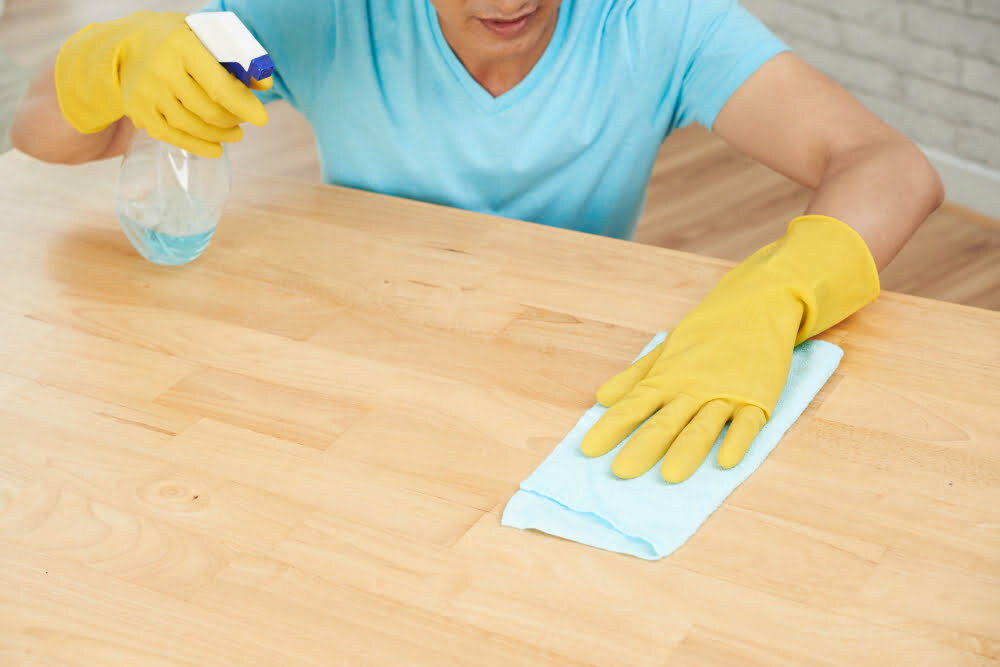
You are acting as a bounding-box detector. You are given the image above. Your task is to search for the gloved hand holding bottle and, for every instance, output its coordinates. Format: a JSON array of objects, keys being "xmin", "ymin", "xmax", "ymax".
[
  {"xmin": 54, "ymin": 10, "xmax": 273, "ymax": 265},
  {"xmin": 54, "ymin": 10, "xmax": 270, "ymax": 159}
]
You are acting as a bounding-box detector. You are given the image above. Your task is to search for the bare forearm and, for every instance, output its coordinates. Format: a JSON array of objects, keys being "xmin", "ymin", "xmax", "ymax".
[
  {"xmin": 10, "ymin": 57, "xmax": 133, "ymax": 164},
  {"xmin": 805, "ymin": 139, "xmax": 944, "ymax": 270},
  {"xmin": 712, "ymin": 55, "xmax": 945, "ymax": 271}
]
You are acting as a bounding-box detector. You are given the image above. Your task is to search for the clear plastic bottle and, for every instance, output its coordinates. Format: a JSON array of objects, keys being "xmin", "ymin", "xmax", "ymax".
[
  {"xmin": 113, "ymin": 11, "xmax": 271, "ymax": 266},
  {"xmin": 115, "ymin": 131, "xmax": 231, "ymax": 266}
]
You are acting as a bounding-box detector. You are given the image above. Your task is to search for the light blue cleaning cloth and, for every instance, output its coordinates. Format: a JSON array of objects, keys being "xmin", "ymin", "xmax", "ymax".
[{"xmin": 501, "ymin": 333, "xmax": 843, "ymax": 560}]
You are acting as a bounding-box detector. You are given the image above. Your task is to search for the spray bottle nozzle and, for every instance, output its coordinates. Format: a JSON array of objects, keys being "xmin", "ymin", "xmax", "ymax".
[{"xmin": 185, "ymin": 11, "xmax": 272, "ymax": 88}]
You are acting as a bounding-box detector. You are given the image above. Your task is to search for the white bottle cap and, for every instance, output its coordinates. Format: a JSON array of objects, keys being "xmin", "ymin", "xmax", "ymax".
[{"xmin": 186, "ymin": 11, "xmax": 273, "ymax": 87}]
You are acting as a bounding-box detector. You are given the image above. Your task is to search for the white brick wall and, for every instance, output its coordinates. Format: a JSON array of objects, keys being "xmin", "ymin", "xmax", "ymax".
[{"xmin": 741, "ymin": 0, "xmax": 1000, "ymax": 171}]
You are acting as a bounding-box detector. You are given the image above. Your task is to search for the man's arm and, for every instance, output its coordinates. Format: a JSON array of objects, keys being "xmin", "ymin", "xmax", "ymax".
[
  {"xmin": 581, "ymin": 52, "xmax": 943, "ymax": 483},
  {"xmin": 712, "ymin": 51, "xmax": 945, "ymax": 270},
  {"xmin": 11, "ymin": 56, "xmax": 135, "ymax": 164}
]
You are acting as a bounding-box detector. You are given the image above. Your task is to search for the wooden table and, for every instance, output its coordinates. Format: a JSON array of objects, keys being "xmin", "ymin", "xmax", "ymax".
[{"xmin": 1, "ymin": 149, "xmax": 998, "ymax": 666}]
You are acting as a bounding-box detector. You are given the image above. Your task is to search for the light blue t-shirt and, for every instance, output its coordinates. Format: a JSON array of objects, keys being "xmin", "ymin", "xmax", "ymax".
[{"xmin": 200, "ymin": 0, "xmax": 787, "ymax": 239}]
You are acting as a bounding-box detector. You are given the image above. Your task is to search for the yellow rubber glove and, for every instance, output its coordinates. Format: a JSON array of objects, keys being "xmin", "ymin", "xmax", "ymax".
[
  {"xmin": 581, "ymin": 215, "xmax": 880, "ymax": 483},
  {"xmin": 55, "ymin": 11, "xmax": 271, "ymax": 158}
]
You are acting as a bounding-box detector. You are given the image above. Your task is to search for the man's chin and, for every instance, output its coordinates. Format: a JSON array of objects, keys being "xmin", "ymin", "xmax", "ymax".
[{"xmin": 475, "ymin": 27, "xmax": 545, "ymax": 60}]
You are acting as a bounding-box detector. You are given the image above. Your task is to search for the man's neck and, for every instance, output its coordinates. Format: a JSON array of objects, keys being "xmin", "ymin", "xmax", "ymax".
[{"xmin": 440, "ymin": 12, "xmax": 559, "ymax": 98}]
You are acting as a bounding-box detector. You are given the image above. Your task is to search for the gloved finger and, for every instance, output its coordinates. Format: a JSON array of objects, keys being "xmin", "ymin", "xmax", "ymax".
[
  {"xmin": 181, "ymin": 30, "xmax": 269, "ymax": 126},
  {"xmin": 145, "ymin": 115, "xmax": 224, "ymax": 159},
  {"xmin": 660, "ymin": 399, "xmax": 733, "ymax": 483},
  {"xmin": 581, "ymin": 384, "xmax": 665, "ymax": 458},
  {"xmin": 595, "ymin": 339, "xmax": 666, "ymax": 407},
  {"xmin": 250, "ymin": 76, "xmax": 273, "ymax": 91},
  {"xmin": 717, "ymin": 405, "xmax": 767, "ymax": 469},
  {"xmin": 171, "ymin": 72, "xmax": 243, "ymax": 128},
  {"xmin": 159, "ymin": 98, "xmax": 244, "ymax": 144},
  {"xmin": 610, "ymin": 393, "xmax": 700, "ymax": 479}
]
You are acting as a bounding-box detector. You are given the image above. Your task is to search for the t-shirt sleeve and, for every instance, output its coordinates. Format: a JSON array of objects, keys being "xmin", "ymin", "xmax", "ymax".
[
  {"xmin": 196, "ymin": 0, "xmax": 335, "ymax": 111},
  {"xmin": 672, "ymin": 0, "xmax": 789, "ymax": 129}
]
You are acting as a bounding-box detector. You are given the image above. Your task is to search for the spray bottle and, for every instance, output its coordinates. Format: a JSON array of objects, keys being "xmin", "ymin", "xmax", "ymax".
[{"xmin": 115, "ymin": 12, "xmax": 273, "ymax": 266}]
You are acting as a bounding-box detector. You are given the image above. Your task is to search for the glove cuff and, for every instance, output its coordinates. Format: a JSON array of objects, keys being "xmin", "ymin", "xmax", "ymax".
[{"xmin": 783, "ymin": 214, "xmax": 881, "ymax": 343}]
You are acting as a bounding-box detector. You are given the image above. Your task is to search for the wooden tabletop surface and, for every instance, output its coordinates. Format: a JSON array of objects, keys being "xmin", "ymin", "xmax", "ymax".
[{"xmin": 1, "ymin": 149, "xmax": 998, "ymax": 665}]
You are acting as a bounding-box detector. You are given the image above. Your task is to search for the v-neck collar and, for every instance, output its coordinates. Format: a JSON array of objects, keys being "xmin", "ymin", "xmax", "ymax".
[{"xmin": 425, "ymin": 0, "xmax": 572, "ymax": 114}]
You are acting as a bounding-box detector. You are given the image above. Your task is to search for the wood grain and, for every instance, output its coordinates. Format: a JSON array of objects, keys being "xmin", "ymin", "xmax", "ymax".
[
  {"xmin": 1, "ymin": 0, "xmax": 998, "ymax": 311},
  {"xmin": 1, "ymin": 147, "xmax": 998, "ymax": 665}
]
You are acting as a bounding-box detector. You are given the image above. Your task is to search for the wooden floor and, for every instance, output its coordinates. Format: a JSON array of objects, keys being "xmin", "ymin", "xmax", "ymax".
[{"xmin": 2, "ymin": 0, "xmax": 998, "ymax": 310}]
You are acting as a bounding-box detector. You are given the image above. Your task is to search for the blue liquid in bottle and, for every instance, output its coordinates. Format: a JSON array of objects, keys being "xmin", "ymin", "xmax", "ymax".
[{"xmin": 117, "ymin": 214, "xmax": 217, "ymax": 266}]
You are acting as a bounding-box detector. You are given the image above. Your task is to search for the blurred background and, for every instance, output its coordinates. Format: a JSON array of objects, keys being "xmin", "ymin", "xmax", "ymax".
[
  {"xmin": 1, "ymin": 0, "xmax": 997, "ymax": 309},
  {"xmin": 743, "ymin": 0, "xmax": 1000, "ymax": 182}
]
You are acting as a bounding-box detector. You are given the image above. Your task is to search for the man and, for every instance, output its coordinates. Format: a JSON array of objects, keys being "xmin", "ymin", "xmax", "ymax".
[{"xmin": 10, "ymin": 1, "xmax": 944, "ymax": 483}]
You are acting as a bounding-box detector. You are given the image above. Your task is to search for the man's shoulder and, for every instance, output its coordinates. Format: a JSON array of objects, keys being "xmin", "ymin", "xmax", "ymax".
[
  {"xmin": 599, "ymin": 0, "xmax": 736, "ymax": 29},
  {"xmin": 576, "ymin": 0, "xmax": 734, "ymax": 42}
]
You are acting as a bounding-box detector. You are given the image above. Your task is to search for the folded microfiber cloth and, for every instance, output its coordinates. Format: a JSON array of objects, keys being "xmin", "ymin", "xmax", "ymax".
[{"xmin": 501, "ymin": 332, "xmax": 843, "ymax": 560}]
